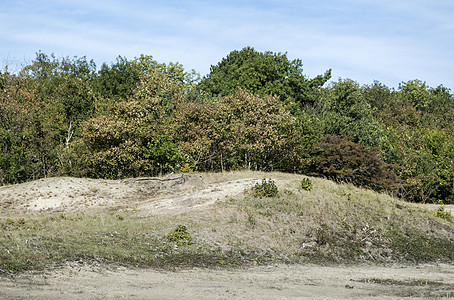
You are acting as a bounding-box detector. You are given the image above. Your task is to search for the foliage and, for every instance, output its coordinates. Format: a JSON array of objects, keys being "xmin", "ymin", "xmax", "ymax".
[
  {"xmin": 373, "ymin": 81, "xmax": 454, "ymax": 203},
  {"xmin": 303, "ymin": 135, "xmax": 399, "ymax": 193},
  {"xmin": 0, "ymin": 70, "xmax": 5, "ymax": 90},
  {"xmin": 94, "ymin": 55, "xmax": 140, "ymax": 101},
  {"xmin": 93, "ymin": 54, "xmax": 199, "ymax": 102},
  {"xmin": 144, "ymin": 135, "xmax": 182, "ymax": 175},
  {"xmin": 72, "ymin": 74, "xmax": 185, "ymax": 179},
  {"xmin": 433, "ymin": 205, "xmax": 452, "ymax": 221},
  {"xmin": 199, "ymin": 46, "xmax": 331, "ymax": 107},
  {"xmin": 167, "ymin": 225, "xmax": 193, "ymax": 245},
  {"xmin": 300, "ymin": 178, "xmax": 312, "ymax": 191},
  {"xmin": 0, "ymin": 69, "xmax": 61, "ymax": 183},
  {"xmin": 22, "ymin": 51, "xmax": 97, "ymax": 124},
  {"xmin": 1, "ymin": 50, "xmax": 453, "ymax": 204},
  {"xmin": 134, "ymin": 54, "xmax": 200, "ymax": 91},
  {"xmin": 250, "ymin": 178, "xmax": 279, "ymax": 198},
  {"xmin": 315, "ymin": 78, "xmax": 385, "ymax": 147},
  {"xmin": 175, "ymin": 89, "xmax": 298, "ymax": 172}
]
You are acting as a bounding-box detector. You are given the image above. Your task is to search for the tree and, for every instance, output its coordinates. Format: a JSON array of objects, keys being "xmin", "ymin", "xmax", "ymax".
[
  {"xmin": 0, "ymin": 69, "xmax": 58, "ymax": 183},
  {"xmin": 198, "ymin": 46, "xmax": 331, "ymax": 107},
  {"xmin": 175, "ymin": 89, "xmax": 298, "ymax": 171},
  {"xmin": 72, "ymin": 71, "xmax": 187, "ymax": 179},
  {"xmin": 93, "ymin": 56, "xmax": 140, "ymax": 101},
  {"xmin": 21, "ymin": 52, "xmax": 97, "ymax": 125},
  {"xmin": 133, "ymin": 54, "xmax": 200, "ymax": 91},
  {"xmin": 315, "ymin": 79, "xmax": 385, "ymax": 147},
  {"xmin": 93, "ymin": 55, "xmax": 200, "ymax": 102}
]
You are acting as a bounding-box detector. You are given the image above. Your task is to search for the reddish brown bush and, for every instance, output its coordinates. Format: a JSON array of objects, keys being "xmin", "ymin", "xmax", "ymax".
[{"xmin": 303, "ymin": 135, "xmax": 399, "ymax": 193}]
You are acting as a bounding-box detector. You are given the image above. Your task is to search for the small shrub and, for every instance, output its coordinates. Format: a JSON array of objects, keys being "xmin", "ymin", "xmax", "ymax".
[
  {"xmin": 251, "ymin": 178, "xmax": 278, "ymax": 198},
  {"xmin": 433, "ymin": 205, "xmax": 452, "ymax": 221},
  {"xmin": 167, "ymin": 225, "xmax": 193, "ymax": 245},
  {"xmin": 300, "ymin": 178, "xmax": 312, "ymax": 191}
]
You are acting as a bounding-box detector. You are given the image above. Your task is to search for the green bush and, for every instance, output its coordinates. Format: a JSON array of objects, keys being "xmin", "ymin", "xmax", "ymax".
[
  {"xmin": 167, "ymin": 225, "xmax": 193, "ymax": 245},
  {"xmin": 175, "ymin": 89, "xmax": 297, "ymax": 172},
  {"xmin": 251, "ymin": 178, "xmax": 279, "ymax": 198},
  {"xmin": 433, "ymin": 205, "xmax": 452, "ymax": 221},
  {"xmin": 300, "ymin": 178, "xmax": 312, "ymax": 191}
]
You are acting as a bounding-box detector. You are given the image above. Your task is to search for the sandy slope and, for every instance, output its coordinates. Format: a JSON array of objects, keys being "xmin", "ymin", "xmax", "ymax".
[
  {"xmin": 1, "ymin": 171, "xmax": 452, "ymax": 216},
  {"xmin": 1, "ymin": 172, "xmax": 453, "ymax": 299},
  {"xmin": 0, "ymin": 173, "xmax": 264, "ymax": 216}
]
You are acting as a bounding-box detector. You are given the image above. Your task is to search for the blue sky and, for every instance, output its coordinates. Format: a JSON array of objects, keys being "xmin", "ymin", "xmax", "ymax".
[{"xmin": 1, "ymin": 0, "xmax": 453, "ymax": 89}]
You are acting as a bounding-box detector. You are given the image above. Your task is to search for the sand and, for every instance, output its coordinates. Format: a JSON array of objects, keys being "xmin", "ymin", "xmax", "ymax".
[{"xmin": 1, "ymin": 172, "xmax": 453, "ymax": 299}]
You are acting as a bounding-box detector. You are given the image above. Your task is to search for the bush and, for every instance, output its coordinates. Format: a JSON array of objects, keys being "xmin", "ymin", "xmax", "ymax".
[
  {"xmin": 251, "ymin": 178, "xmax": 279, "ymax": 198},
  {"xmin": 433, "ymin": 204, "xmax": 452, "ymax": 221},
  {"xmin": 300, "ymin": 178, "xmax": 312, "ymax": 191},
  {"xmin": 167, "ymin": 225, "xmax": 193, "ymax": 245},
  {"xmin": 72, "ymin": 74, "xmax": 185, "ymax": 179},
  {"xmin": 303, "ymin": 135, "xmax": 399, "ymax": 193},
  {"xmin": 174, "ymin": 89, "xmax": 298, "ymax": 172}
]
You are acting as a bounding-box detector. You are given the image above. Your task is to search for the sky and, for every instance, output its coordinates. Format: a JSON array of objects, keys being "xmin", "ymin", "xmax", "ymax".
[{"xmin": 1, "ymin": 0, "xmax": 453, "ymax": 89}]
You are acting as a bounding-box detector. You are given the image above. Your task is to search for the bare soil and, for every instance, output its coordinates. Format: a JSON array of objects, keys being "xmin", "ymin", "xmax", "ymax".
[
  {"xmin": 1, "ymin": 171, "xmax": 453, "ymax": 299},
  {"xmin": 1, "ymin": 261, "xmax": 453, "ymax": 299}
]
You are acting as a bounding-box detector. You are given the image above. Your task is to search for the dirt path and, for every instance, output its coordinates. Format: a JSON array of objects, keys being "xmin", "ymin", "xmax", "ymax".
[{"xmin": 1, "ymin": 262, "xmax": 453, "ymax": 299}]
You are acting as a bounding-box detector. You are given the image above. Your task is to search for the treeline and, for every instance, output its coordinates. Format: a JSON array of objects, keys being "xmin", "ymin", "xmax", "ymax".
[{"xmin": 1, "ymin": 47, "xmax": 453, "ymax": 204}]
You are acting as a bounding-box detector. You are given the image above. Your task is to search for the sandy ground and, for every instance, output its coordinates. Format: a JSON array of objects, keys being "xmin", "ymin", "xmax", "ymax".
[
  {"xmin": 1, "ymin": 172, "xmax": 453, "ymax": 299},
  {"xmin": 1, "ymin": 262, "xmax": 453, "ymax": 299},
  {"xmin": 1, "ymin": 171, "xmax": 453, "ymax": 216},
  {"xmin": 0, "ymin": 172, "xmax": 264, "ymax": 216}
]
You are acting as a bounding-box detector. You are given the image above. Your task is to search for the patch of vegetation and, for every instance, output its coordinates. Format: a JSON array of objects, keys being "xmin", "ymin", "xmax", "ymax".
[
  {"xmin": 0, "ymin": 211, "xmax": 272, "ymax": 274},
  {"xmin": 2, "ymin": 50, "xmax": 454, "ymax": 203},
  {"xmin": 433, "ymin": 204, "xmax": 453, "ymax": 221},
  {"xmin": 300, "ymin": 178, "xmax": 312, "ymax": 191},
  {"xmin": 250, "ymin": 178, "xmax": 278, "ymax": 198},
  {"xmin": 225, "ymin": 178, "xmax": 454, "ymax": 263},
  {"xmin": 167, "ymin": 225, "xmax": 193, "ymax": 245},
  {"xmin": 303, "ymin": 135, "xmax": 399, "ymax": 193}
]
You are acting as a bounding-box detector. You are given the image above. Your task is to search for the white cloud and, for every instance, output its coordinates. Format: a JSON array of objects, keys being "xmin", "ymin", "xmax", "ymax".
[{"xmin": 0, "ymin": 0, "xmax": 453, "ymax": 88}]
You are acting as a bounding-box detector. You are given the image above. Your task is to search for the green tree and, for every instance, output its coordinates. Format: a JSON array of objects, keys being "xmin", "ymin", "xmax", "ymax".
[
  {"xmin": 94, "ymin": 56, "xmax": 140, "ymax": 101},
  {"xmin": 373, "ymin": 80, "xmax": 454, "ymax": 203},
  {"xmin": 362, "ymin": 81, "xmax": 392, "ymax": 112},
  {"xmin": 133, "ymin": 54, "xmax": 200, "ymax": 90},
  {"xmin": 72, "ymin": 71, "xmax": 186, "ymax": 179},
  {"xmin": 0, "ymin": 70, "xmax": 58, "ymax": 183},
  {"xmin": 22, "ymin": 51, "xmax": 97, "ymax": 125},
  {"xmin": 198, "ymin": 46, "xmax": 331, "ymax": 107},
  {"xmin": 315, "ymin": 79, "xmax": 385, "ymax": 147},
  {"xmin": 93, "ymin": 54, "xmax": 200, "ymax": 102}
]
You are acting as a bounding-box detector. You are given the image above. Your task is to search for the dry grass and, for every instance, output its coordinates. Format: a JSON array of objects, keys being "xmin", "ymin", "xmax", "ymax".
[{"xmin": 1, "ymin": 172, "xmax": 454, "ymax": 274}]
